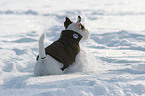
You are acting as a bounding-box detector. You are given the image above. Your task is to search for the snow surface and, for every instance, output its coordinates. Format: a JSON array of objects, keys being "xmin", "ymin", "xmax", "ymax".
[{"xmin": 1, "ymin": 0, "xmax": 145, "ymax": 96}]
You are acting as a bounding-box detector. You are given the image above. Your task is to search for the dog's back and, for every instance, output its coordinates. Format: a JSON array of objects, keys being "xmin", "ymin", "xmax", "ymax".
[{"xmin": 45, "ymin": 30, "xmax": 82, "ymax": 70}]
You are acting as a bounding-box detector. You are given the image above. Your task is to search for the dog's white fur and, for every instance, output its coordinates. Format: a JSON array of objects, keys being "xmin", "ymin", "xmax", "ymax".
[{"xmin": 34, "ymin": 19, "xmax": 89, "ymax": 76}]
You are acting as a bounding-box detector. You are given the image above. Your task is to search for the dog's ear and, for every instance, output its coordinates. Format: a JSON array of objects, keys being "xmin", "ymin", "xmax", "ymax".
[
  {"xmin": 64, "ymin": 17, "xmax": 72, "ymax": 29},
  {"xmin": 80, "ymin": 24, "xmax": 86, "ymax": 31},
  {"xmin": 77, "ymin": 15, "xmax": 81, "ymax": 23}
]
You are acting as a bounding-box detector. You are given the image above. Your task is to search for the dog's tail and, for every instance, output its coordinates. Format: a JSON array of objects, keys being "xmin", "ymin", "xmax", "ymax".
[{"xmin": 39, "ymin": 33, "xmax": 46, "ymax": 62}]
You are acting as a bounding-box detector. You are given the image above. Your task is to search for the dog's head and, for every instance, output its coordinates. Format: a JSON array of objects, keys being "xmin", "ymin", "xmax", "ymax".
[{"xmin": 64, "ymin": 16, "xmax": 89, "ymax": 41}]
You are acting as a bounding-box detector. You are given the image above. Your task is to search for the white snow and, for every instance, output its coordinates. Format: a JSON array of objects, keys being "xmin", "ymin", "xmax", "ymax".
[{"xmin": 1, "ymin": 0, "xmax": 145, "ymax": 96}]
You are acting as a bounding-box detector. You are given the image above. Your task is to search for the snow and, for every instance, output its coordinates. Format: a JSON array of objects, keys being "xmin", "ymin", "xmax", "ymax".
[{"xmin": 1, "ymin": 0, "xmax": 145, "ymax": 96}]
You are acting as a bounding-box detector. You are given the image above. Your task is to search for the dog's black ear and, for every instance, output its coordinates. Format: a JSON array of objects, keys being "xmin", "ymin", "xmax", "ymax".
[
  {"xmin": 64, "ymin": 17, "xmax": 72, "ymax": 29},
  {"xmin": 80, "ymin": 24, "xmax": 85, "ymax": 31},
  {"xmin": 77, "ymin": 15, "xmax": 81, "ymax": 23}
]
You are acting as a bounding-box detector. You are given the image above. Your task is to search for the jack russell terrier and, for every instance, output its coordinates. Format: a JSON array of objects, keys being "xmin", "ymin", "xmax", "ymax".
[{"xmin": 34, "ymin": 16, "xmax": 89, "ymax": 76}]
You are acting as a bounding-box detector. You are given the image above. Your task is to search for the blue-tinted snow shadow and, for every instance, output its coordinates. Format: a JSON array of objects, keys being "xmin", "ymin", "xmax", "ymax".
[
  {"xmin": 90, "ymin": 30, "xmax": 145, "ymax": 51},
  {"xmin": 45, "ymin": 25, "xmax": 63, "ymax": 41},
  {"xmin": 117, "ymin": 68, "xmax": 145, "ymax": 74},
  {"xmin": 100, "ymin": 57, "xmax": 141, "ymax": 64},
  {"xmin": 13, "ymin": 48, "xmax": 27, "ymax": 55},
  {"xmin": 0, "ymin": 10, "xmax": 38, "ymax": 15},
  {"xmin": 2, "ymin": 75, "xmax": 33, "ymax": 89},
  {"xmin": 109, "ymin": 67, "xmax": 145, "ymax": 75},
  {"xmin": 1, "ymin": 37, "xmax": 37, "ymax": 44},
  {"xmin": 13, "ymin": 38, "xmax": 37, "ymax": 43},
  {"xmin": 2, "ymin": 55, "xmax": 35, "ymax": 73},
  {"xmin": 2, "ymin": 31, "xmax": 38, "ymax": 43},
  {"xmin": 27, "ymin": 75, "xmax": 108, "ymax": 96}
]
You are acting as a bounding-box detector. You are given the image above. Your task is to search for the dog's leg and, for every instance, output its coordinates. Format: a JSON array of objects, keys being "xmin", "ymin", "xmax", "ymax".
[{"xmin": 39, "ymin": 33, "xmax": 46, "ymax": 63}]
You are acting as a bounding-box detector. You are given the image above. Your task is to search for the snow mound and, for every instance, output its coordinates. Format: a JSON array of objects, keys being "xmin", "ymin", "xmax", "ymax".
[{"xmin": 66, "ymin": 49, "xmax": 101, "ymax": 73}]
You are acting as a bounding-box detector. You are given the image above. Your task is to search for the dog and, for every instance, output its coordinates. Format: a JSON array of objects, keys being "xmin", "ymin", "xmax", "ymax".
[{"xmin": 34, "ymin": 16, "xmax": 89, "ymax": 76}]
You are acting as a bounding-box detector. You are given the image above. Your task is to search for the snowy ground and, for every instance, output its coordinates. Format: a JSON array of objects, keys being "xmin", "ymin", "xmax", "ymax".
[{"xmin": 1, "ymin": 0, "xmax": 145, "ymax": 96}]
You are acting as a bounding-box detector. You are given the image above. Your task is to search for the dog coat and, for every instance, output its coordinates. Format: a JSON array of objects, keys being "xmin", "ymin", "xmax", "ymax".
[{"xmin": 37, "ymin": 30, "xmax": 82, "ymax": 71}]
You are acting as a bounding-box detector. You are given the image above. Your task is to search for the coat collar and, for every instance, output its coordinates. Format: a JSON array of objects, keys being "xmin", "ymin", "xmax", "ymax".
[{"xmin": 61, "ymin": 30, "xmax": 82, "ymax": 42}]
